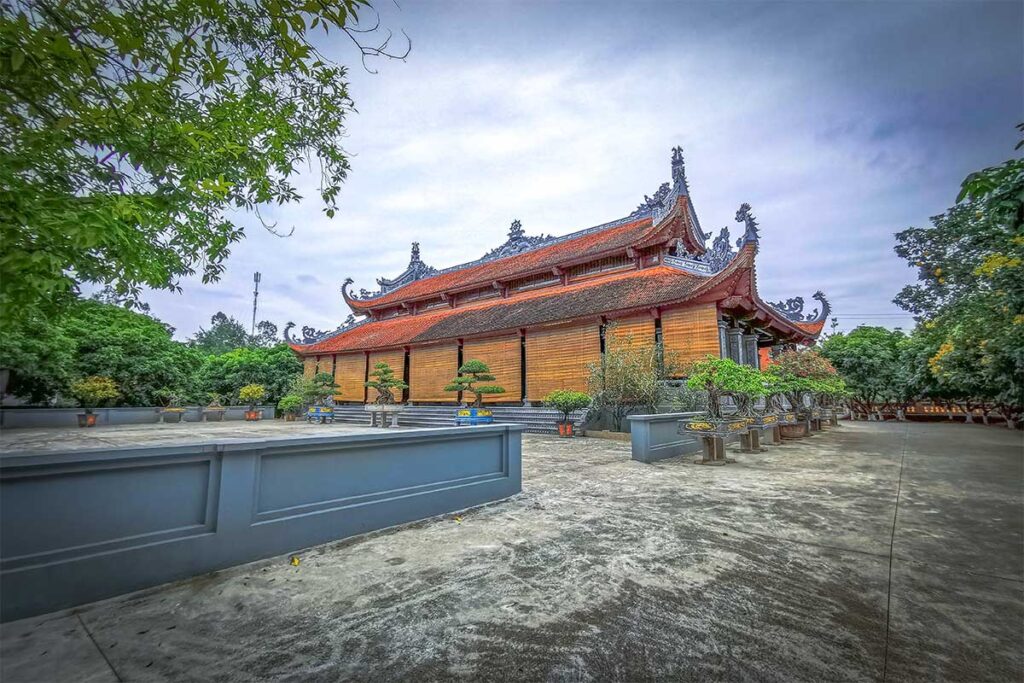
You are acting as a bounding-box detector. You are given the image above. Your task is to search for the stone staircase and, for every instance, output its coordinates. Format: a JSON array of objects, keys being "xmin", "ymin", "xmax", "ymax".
[{"xmin": 326, "ymin": 404, "xmax": 585, "ymax": 434}]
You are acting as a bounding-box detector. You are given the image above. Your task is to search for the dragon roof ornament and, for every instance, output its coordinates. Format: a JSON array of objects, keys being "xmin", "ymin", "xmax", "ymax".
[
  {"xmin": 285, "ymin": 313, "xmax": 369, "ymax": 346},
  {"xmin": 766, "ymin": 290, "xmax": 831, "ymax": 324},
  {"xmin": 480, "ymin": 219, "xmax": 556, "ymax": 261},
  {"xmin": 628, "ymin": 147, "xmax": 705, "ymax": 247},
  {"xmin": 664, "ymin": 225, "xmax": 736, "ymax": 275},
  {"xmin": 734, "ymin": 203, "xmax": 760, "ymax": 248}
]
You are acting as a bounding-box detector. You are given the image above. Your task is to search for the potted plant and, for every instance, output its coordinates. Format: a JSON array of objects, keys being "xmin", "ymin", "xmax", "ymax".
[
  {"xmin": 678, "ymin": 357, "xmax": 761, "ymax": 463},
  {"xmin": 278, "ymin": 394, "xmax": 303, "ymax": 421},
  {"xmin": 766, "ymin": 349, "xmax": 838, "ymax": 437},
  {"xmin": 238, "ymin": 384, "xmax": 267, "ymax": 421},
  {"xmin": 363, "ymin": 362, "xmax": 408, "ymax": 427},
  {"xmin": 444, "ymin": 360, "xmax": 505, "ymax": 425},
  {"xmin": 156, "ymin": 389, "xmax": 187, "ymax": 423},
  {"xmin": 69, "ymin": 376, "xmax": 119, "ymax": 428},
  {"xmin": 543, "ymin": 390, "xmax": 591, "ymax": 437},
  {"xmin": 203, "ymin": 393, "xmax": 226, "ymax": 422},
  {"xmin": 298, "ymin": 372, "xmax": 339, "ymax": 423}
]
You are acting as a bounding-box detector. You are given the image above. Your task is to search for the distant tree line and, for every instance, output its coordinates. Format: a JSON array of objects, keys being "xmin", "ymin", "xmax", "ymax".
[{"xmin": 0, "ymin": 299, "xmax": 301, "ymax": 408}]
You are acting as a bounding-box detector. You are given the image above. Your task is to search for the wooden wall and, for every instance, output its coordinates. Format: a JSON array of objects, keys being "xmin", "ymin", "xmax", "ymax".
[
  {"xmin": 463, "ymin": 335, "xmax": 522, "ymax": 403},
  {"xmin": 333, "ymin": 352, "xmax": 366, "ymax": 403},
  {"xmin": 525, "ymin": 322, "xmax": 601, "ymax": 399},
  {"xmin": 303, "ymin": 357, "xmax": 317, "ymax": 378},
  {"xmin": 661, "ymin": 304, "xmax": 720, "ymax": 371},
  {"xmin": 607, "ymin": 315, "xmax": 655, "ymax": 349},
  {"xmin": 409, "ymin": 343, "xmax": 458, "ymax": 403},
  {"xmin": 367, "ymin": 349, "xmax": 406, "ymax": 402}
]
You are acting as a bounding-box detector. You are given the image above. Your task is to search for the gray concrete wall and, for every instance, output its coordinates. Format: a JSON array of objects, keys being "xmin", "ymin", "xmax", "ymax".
[
  {"xmin": 0, "ymin": 405, "xmax": 275, "ymax": 429},
  {"xmin": 0, "ymin": 425, "xmax": 523, "ymax": 621},
  {"xmin": 627, "ymin": 412, "xmax": 704, "ymax": 463}
]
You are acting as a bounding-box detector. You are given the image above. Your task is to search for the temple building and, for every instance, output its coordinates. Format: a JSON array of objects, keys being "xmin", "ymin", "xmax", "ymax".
[{"xmin": 288, "ymin": 148, "xmax": 830, "ymax": 405}]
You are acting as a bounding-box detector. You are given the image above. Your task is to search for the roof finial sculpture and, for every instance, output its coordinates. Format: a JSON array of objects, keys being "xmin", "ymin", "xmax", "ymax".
[
  {"xmin": 671, "ymin": 146, "xmax": 689, "ymax": 194},
  {"xmin": 508, "ymin": 219, "xmax": 524, "ymax": 241},
  {"xmin": 735, "ymin": 202, "xmax": 760, "ymax": 247},
  {"xmin": 409, "ymin": 242, "xmax": 422, "ymax": 265}
]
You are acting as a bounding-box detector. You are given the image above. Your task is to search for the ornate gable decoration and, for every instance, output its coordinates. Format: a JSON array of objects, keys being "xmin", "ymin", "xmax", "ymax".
[
  {"xmin": 480, "ymin": 220, "xmax": 555, "ymax": 261},
  {"xmin": 346, "ymin": 242, "xmax": 438, "ymax": 301},
  {"xmin": 628, "ymin": 146, "xmax": 705, "ymax": 247},
  {"xmin": 663, "ymin": 200, "xmax": 760, "ymax": 276},
  {"xmin": 767, "ymin": 291, "xmax": 832, "ymax": 323}
]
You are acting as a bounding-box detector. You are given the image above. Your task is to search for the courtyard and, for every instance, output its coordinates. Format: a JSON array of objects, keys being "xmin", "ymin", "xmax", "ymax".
[{"xmin": 1, "ymin": 421, "xmax": 1021, "ymax": 681}]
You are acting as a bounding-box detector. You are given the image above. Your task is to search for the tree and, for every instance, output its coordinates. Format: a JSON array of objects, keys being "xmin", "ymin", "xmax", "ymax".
[
  {"xmin": 251, "ymin": 320, "xmax": 279, "ymax": 348},
  {"xmin": 61, "ymin": 299, "xmax": 201, "ymax": 406},
  {"xmin": 765, "ymin": 348, "xmax": 838, "ymax": 416},
  {"xmin": 365, "ymin": 361, "xmax": 407, "ymax": 404},
  {"xmin": 444, "ymin": 360, "xmax": 505, "ymax": 407},
  {"xmin": 0, "ymin": 309, "xmax": 76, "ymax": 403},
  {"xmin": 684, "ymin": 357, "xmax": 766, "ymax": 419},
  {"xmin": 587, "ymin": 340, "xmax": 674, "ymax": 431},
  {"xmin": 195, "ymin": 344, "xmax": 301, "ymax": 406},
  {"xmin": 190, "ymin": 312, "xmax": 251, "ymax": 355},
  {"xmin": 820, "ymin": 327, "xmax": 910, "ymax": 419},
  {"xmin": 288, "ymin": 371, "xmax": 339, "ymax": 407},
  {"xmin": 0, "ymin": 0, "xmax": 408, "ymax": 323},
  {"xmin": 892, "ymin": 126, "xmax": 1023, "ymax": 426}
]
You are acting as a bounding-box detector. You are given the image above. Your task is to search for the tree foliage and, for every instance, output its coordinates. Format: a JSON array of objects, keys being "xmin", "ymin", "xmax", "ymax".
[
  {"xmin": 587, "ymin": 340, "xmax": 674, "ymax": 431},
  {"xmin": 820, "ymin": 327, "xmax": 911, "ymax": 418},
  {"xmin": 194, "ymin": 343, "xmax": 300, "ymax": 406},
  {"xmin": 542, "ymin": 390, "xmax": 591, "ymax": 423},
  {"xmin": 685, "ymin": 356, "xmax": 766, "ymax": 419},
  {"xmin": 365, "ymin": 361, "xmax": 406, "ymax": 404},
  {"xmin": 0, "ymin": 0, "xmax": 405, "ymax": 322},
  {"xmin": 889, "ymin": 125, "xmax": 1023, "ymax": 425},
  {"xmin": 69, "ymin": 375, "xmax": 119, "ymax": 411},
  {"xmin": 444, "ymin": 359, "xmax": 505, "ymax": 408}
]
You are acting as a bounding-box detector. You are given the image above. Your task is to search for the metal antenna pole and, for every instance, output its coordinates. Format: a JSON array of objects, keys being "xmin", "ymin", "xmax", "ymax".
[{"xmin": 251, "ymin": 272, "xmax": 261, "ymax": 336}]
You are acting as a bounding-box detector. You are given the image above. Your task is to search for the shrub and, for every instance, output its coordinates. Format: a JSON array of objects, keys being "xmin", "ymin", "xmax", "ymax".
[
  {"xmin": 587, "ymin": 339, "xmax": 675, "ymax": 431},
  {"xmin": 277, "ymin": 394, "xmax": 303, "ymax": 416},
  {"xmin": 238, "ymin": 383, "xmax": 267, "ymax": 409},
  {"xmin": 70, "ymin": 376, "xmax": 120, "ymax": 413},
  {"xmin": 543, "ymin": 390, "xmax": 591, "ymax": 424},
  {"xmin": 444, "ymin": 360, "xmax": 505, "ymax": 407},
  {"xmin": 290, "ymin": 372, "xmax": 339, "ymax": 407}
]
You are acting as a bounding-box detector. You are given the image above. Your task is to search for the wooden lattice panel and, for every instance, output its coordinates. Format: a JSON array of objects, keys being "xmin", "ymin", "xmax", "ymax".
[
  {"xmin": 525, "ymin": 322, "xmax": 601, "ymax": 399},
  {"xmin": 333, "ymin": 352, "xmax": 366, "ymax": 403},
  {"xmin": 463, "ymin": 335, "xmax": 522, "ymax": 403},
  {"xmin": 409, "ymin": 343, "xmax": 458, "ymax": 403},
  {"xmin": 607, "ymin": 315, "xmax": 656, "ymax": 350},
  {"xmin": 303, "ymin": 357, "xmax": 317, "ymax": 378},
  {"xmin": 367, "ymin": 349, "xmax": 406, "ymax": 402},
  {"xmin": 661, "ymin": 304, "xmax": 720, "ymax": 372}
]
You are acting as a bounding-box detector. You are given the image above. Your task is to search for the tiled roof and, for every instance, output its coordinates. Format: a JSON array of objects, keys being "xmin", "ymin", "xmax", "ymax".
[
  {"xmin": 305, "ymin": 265, "xmax": 706, "ymax": 354},
  {"xmin": 792, "ymin": 319, "xmax": 827, "ymax": 336},
  {"xmin": 346, "ymin": 216, "xmax": 656, "ymax": 311}
]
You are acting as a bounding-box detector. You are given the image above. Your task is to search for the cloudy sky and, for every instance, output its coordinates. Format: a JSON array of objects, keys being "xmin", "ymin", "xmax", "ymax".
[{"xmin": 142, "ymin": 0, "xmax": 1023, "ymax": 340}]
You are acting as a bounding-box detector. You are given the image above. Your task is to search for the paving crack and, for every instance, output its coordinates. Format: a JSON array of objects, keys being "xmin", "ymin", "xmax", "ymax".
[
  {"xmin": 76, "ymin": 612, "xmax": 123, "ymax": 683},
  {"xmin": 881, "ymin": 422, "xmax": 910, "ymax": 682}
]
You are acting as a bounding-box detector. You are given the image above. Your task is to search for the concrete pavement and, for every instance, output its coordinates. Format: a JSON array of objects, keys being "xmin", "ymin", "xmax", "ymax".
[{"xmin": 1, "ymin": 421, "xmax": 1021, "ymax": 681}]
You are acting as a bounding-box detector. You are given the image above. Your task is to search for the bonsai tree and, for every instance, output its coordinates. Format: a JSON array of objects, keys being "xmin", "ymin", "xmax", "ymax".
[
  {"xmin": 766, "ymin": 349, "xmax": 838, "ymax": 414},
  {"xmin": 365, "ymin": 362, "xmax": 408, "ymax": 405},
  {"xmin": 543, "ymin": 390, "xmax": 591, "ymax": 425},
  {"xmin": 70, "ymin": 376, "xmax": 120, "ymax": 414},
  {"xmin": 288, "ymin": 372, "xmax": 339, "ymax": 407},
  {"xmin": 684, "ymin": 357, "xmax": 766, "ymax": 420},
  {"xmin": 444, "ymin": 360, "xmax": 505, "ymax": 407},
  {"xmin": 277, "ymin": 394, "xmax": 303, "ymax": 417},
  {"xmin": 154, "ymin": 387, "xmax": 184, "ymax": 409},
  {"xmin": 238, "ymin": 383, "xmax": 267, "ymax": 410}
]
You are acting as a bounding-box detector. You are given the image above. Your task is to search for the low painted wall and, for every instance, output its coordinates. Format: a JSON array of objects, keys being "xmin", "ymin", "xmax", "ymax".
[
  {"xmin": 0, "ymin": 405, "xmax": 275, "ymax": 429},
  {"xmin": 627, "ymin": 412, "xmax": 705, "ymax": 463},
  {"xmin": 0, "ymin": 425, "xmax": 523, "ymax": 621}
]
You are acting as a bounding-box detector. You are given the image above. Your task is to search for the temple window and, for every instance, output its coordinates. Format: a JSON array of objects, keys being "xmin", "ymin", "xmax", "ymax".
[{"xmin": 568, "ymin": 255, "xmax": 633, "ymax": 281}]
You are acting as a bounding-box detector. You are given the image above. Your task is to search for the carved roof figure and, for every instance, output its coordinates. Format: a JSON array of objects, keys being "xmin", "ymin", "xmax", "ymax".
[
  {"xmin": 671, "ymin": 146, "xmax": 689, "ymax": 193},
  {"xmin": 479, "ymin": 220, "xmax": 555, "ymax": 261},
  {"xmin": 735, "ymin": 203, "xmax": 760, "ymax": 247},
  {"xmin": 767, "ymin": 290, "xmax": 831, "ymax": 323}
]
